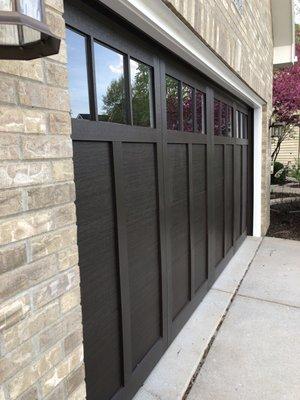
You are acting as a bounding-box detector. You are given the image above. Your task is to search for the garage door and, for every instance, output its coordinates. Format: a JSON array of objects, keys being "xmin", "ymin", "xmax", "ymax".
[{"xmin": 65, "ymin": 1, "xmax": 252, "ymax": 399}]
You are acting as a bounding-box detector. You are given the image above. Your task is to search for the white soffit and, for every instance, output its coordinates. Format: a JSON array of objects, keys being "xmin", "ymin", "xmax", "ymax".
[
  {"xmin": 271, "ymin": 0, "xmax": 295, "ymax": 67},
  {"xmin": 99, "ymin": 0, "xmax": 265, "ymax": 108}
]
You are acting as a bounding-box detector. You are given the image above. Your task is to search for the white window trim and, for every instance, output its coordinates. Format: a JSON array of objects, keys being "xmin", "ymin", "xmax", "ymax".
[{"xmin": 100, "ymin": 0, "xmax": 265, "ymax": 237}]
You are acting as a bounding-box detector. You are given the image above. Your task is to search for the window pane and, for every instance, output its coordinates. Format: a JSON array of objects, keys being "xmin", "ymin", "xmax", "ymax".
[
  {"xmin": 196, "ymin": 90, "xmax": 205, "ymax": 134},
  {"xmin": 221, "ymin": 102, "xmax": 227, "ymax": 136},
  {"xmin": 182, "ymin": 83, "xmax": 193, "ymax": 132},
  {"xmin": 66, "ymin": 28, "xmax": 90, "ymax": 119},
  {"xmin": 243, "ymin": 115, "xmax": 248, "ymax": 138},
  {"xmin": 130, "ymin": 59, "xmax": 154, "ymax": 127},
  {"xmin": 19, "ymin": 0, "xmax": 42, "ymax": 21},
  {"xmin": 214, "ymin": 99, "xmax": 221, "ymax": 135},
  {"xmin": 239, "ymin": 112, "xmax": 243, "ymax": 138},
  {"xmin": 166, "ymin": 75, "xmax": 179, "ymax": 130},
  {"xmin": 235, "ymin": 111, "xmax": 240, "ymax": 138},
  {"xmin": 227, "ymin": 106, "xmax": 233, "ymax": 137},
  {"xmin": 94, "ymin": 42, "xmax": 126, "ymax": 124}
]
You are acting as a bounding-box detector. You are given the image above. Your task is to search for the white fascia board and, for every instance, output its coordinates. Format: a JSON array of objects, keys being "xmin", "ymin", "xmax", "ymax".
[
  {"xmin": 100, "ymin": 0, "xmax": 263, "ymax": 237},
  {"xmin": 100, "ymin": 0, "xmax": 265, "ymax": 108}
]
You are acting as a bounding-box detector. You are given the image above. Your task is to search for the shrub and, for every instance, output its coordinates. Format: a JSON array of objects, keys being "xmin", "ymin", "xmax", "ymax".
[
  {"xmin": 271, "ymin": 161, "xmax": 287, "ymax": 185},
  {"xmin": 289, "ymin": 161, "xmax": 300, "ymax": 183}
]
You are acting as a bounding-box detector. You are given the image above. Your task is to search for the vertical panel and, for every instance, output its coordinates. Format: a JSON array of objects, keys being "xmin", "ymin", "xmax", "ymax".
[
  {"xmin": 224, "ymin": 145, "xmax": 234, "ymax": 253},
  {"xmin": 234, "ymin": 145, "xmax": 242, "ymax": 240},
  {"xmin": 122, "ymin": 143, "xmax": 162, "ymax": 369},
  {"xmin": 168, "ymin": 144, "xmax": 190, "ymax": 320},
  {"xmin": 213, "ymin": 145, "xmax": 224, "ymax": 267},
  {"xmin": 242, "ymin": 145, "xmax": 248, "ymax": 233},
  {"xmin": 192, "ymin": 144, "xmax": 207, "ymax": 291},
  {"xmin": 73, "ymin": 141, "xmax": 122, "ymax": 400}
]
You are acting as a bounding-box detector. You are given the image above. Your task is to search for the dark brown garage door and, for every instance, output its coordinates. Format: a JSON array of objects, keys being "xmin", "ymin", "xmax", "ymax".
[{"xmin": 65, "ymin": 1, "xmax": 252, "ymax": 399}]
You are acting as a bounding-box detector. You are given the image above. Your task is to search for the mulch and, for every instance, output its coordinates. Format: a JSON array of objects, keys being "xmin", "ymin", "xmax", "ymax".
[{"xmin": 267, "ymin": 199, "xmax": 300, "ymax": 241}]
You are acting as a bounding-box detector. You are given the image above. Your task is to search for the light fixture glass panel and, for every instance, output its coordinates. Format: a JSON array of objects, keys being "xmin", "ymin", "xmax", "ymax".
[
  {"xmin": 19, "ymin": 0, "xmax": 42, "ymax": 21},
  {"xmin": 0, "ymin": 0, "xmax": 12, "ymax": 11},
  {"xmin": 23, "ymin": 26, "xmax": 41, "ymax": 43},
  {"xmin": 0, "ymin": 24, "xmax": 19, "ymax": 45}
]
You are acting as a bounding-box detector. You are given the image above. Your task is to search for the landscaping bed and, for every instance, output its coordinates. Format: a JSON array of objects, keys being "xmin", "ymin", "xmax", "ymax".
[{"xmin": 267, "ymin": 199, "xmax": 300, "ymax": 241}]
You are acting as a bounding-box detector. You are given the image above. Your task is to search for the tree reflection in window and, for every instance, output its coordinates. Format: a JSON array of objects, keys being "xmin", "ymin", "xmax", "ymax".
[
  {"xmin": 94, "ymin": 41, "xmax": 126, "ymax": 124},
  {"xmin": 182, "ymin": 83, "xmax": 193, "ymax": 132},
  {"xmin": 221, "ymin": 102, "xmax": 227, "ymax": 135},
  {"xmin": 214, "ymin": 99, "xmax": 221, "ymax": 135},
  {"xmin": 196, "ymin": 90, "xmax": 205, "ymax": 134},
  {"xmin": 227, "ymin": 106, "xmax": 233, "ymax": 137},
  {"xmin": 166, "ymin": 75, "xmax": 179, "ymax": 130},
  {"xmin": 130, "ymin": 59, "xmax": 154, "ymax": 127}
]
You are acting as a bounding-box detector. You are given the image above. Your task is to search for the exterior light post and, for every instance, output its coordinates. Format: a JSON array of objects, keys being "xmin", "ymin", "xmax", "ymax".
[{"xmin": 0, "ymin": 0, "xmax": 60, "ymax": 60}]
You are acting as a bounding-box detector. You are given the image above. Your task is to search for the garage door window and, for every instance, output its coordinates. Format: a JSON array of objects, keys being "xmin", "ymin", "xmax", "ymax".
[
  {"xmin": 166, "ymin": 75, "xmax": 180, "ymax": 130},
  {"xmin": 182, "ymin": 83, "xmax": 193, "ymax": 132},
  {"xmin": 214, "ymin": 99, "xmax": 233, "ymax": 136},
  {"xmin": 196, "ymin": 89, "xmax": 205, "ymax": 134},
  {"xmin": 130, "ymin": 59, "xmax": 154, "ymax": 127},
  {"xmin": 66, "ymin": 28, "xmax": 90, "ymax": 119},
  {"xmin": 94, "ymin": 41, "xmax": 126, "ymax": 124}
]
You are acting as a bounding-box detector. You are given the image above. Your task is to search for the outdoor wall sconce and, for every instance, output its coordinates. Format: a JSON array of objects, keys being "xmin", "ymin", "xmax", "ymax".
[{"xmin": 0, "ymin": 0, "xmax": 60, "ymax": 60}]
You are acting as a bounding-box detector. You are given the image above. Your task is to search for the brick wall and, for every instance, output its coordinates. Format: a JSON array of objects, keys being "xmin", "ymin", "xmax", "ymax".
[
  {"xmin": 0, "ymin": 1, "xmax": 86, "ymax": 399},
  {"xmin": 163, "ymin": 0, "xmax": 273, "ymax": 234}
]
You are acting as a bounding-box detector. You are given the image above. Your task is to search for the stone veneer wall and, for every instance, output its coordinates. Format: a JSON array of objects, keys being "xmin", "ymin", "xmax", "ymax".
[
  {"xmin": 163, "ymin": 0, "xmax": 273, "ymax": 234},
  {"xmin": 0, "ymin": 1, "xmax": 86, "ymax": 400}
]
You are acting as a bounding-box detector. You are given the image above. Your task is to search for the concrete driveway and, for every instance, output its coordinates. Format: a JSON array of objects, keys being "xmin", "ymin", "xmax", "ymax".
[
  {"xmin": 187, "ymin": 236, "xmax": 300, "ymax": 400},
  {"xmin": 134, "ymin": 236, "xmax": 300, "ymax": 400}
]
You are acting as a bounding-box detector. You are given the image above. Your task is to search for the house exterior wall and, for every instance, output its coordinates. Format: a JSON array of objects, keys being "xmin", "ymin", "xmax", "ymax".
[
  {"xmin": 0, "ymin": 1, "xmax": 273, "ymax": 399},
  {"xmin": 0, "ymin": 1, "xmax": 85, "ymax": 400},
  {"xmin": 273, "ymin": 127, "xmax": 300, "ymax": 166},
  {"xmin": 163, "ymin": 0, "xmax": 273, "ymax": 234}
]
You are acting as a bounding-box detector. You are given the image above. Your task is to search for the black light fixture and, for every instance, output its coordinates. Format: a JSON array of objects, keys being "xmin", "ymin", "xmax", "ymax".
[{"xmin": 0, "ymin": 0, "xmax": 60, "ymax": 60}]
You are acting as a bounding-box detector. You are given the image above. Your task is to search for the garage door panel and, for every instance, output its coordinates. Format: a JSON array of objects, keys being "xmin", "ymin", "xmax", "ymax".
[
  {"xmin": 192, "ymin": 144, "xmax": 207, "ymax": 291},
  {"xmin": 122, "ymin": 143, "xmax": 162, "ymax": 369},
  {"xmin": 73, "ymin": 141, "xmax": 123, "ymax": 400},
  {"xmin": 234, "ymin": 145, "xmax": 242, "ymax": 240},
  {"xmin": 225, "ymin": 145, "xmax": 234, "ymax": 252},
  {"xmin": 168, "ymin": 144, "xmax": 190, "ymax": 320},
  {"xmin": 213, "ymin": 145, "xmax": 225, "ymax": 267},
  {"xmin": 242, "ymin": 145, "xmax": 248, "ymax": 233}
]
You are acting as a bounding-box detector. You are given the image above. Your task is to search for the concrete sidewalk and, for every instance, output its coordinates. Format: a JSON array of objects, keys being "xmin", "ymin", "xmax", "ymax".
[
  {"xmin": 134, "ymin": 236, "xmax": 300, "ymax": 400},
  {"xmin": 187, "ymin": 236, "xmax": 300, "ymax": 400}
]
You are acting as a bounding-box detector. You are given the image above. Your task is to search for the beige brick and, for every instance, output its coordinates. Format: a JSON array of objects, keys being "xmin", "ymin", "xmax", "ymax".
[
  {"xmin": 18, "ymin": 81, "xmax": 69, "ymax": 111},
  {"xmin": 49, "ymin": 111, "xmax": 71, "ymax": 135},
  {"xmin": 27, "ymin": 183, "xmax": 75, "ymax": 211},
  {"xmin": 60, "ymin": 287, "xmax": 81, "ymax": 314},
  {"xmin": 45, "ymin": 61, "xmax": 68, "ymax": 88},
  {"xmin": 0, "ymin": 241, "xmax": 26, "ymax": 275},
  {"xmin": 0, "ymin": 294, "xmax": 30, "ymax": 332},
  {"xmin": 44, "ymin": 384, "xmax": 64, "ymax": 400},
  {"xmin": 0, "ymin": 254, "xmax": 58, "ymax": 302},
  {"xmin": 57, "ymin": 245, "xmax": 78, "ymax": 271},
  {"xmin": 0, "ymin": 106, "xmax": 23, "ymax": 133},
  {"xmin": 63, "ymin": 307, "xmax": 82, "ymax": 334},
  {"xmin": 15, "ymin": 386, "xmax": 38, "ymax": 400},
  {"xmin": 38, "ymin": 321, "xmax": 65, "ymax": 353},
  {"xmin": 0, "ymin": 189, "xmax": 23, "ymax": 217},
  {"xmin": 68, "ymin": 382, "xmax": 86, "ymax": 400},
  {"xmin": 23, "ymin": 110, "xmax": 47, "ymax": 134},
  {"xmin": 0, "ymin": 203, "xmax": 76, "ymax": 245},
  {"xmin": 0, "ymin": 75, "xmax": 16, "ymax": 104},
  {"xmin": 65, "ymin": 364, "xmax": 85, "ymax": 396},
  {"xmin": 32, "ymin": 266, "xmax": 79, "ymax": 309},
  {"xmin": 21, "ymin": 135, "xmax": 72, "ymax": 160},
  {"xmin": 0, "ymin": 162, "xmax": 52, "ymax": 189},
  {"xmin": 45, "ymin": 0, "xmax": 64, "ymax": 13},
  {"xmin": 2, "ymin": 301, "xmax": 60, "ymax": 354},
  {"xmin": 30, "ymin": 226, "xmax": 77, "ymax": 261},
  {"xmin": 7, "ymin": 343, "xmax": 63, "ymax": 400},
  {"xmin": 52, "ymin": 159, "xmax": 74, "ymax": 182},
  {"xmin": 0, "ymin": 59, "xmax": 43, "ymax": 81},
  {"xmin": 0, "ymin": 134, "xmax": 20, "ymax": 160},
  {"xmin": 46, "ymin": 9, "xmax": 66, "ymax": 39},
  {"xmin": 0, "ymin": 387, "xmax": 5, "ymax": 400},
  {"xmin": 41, "ymin": 345, "xmax": 83, "ymax": 397},
  {"xmin": 64, "ymin": 329, "xmax": 83, "ymax": 356},
  {"xmin": 0, "ymin": 340, "xmax": 35, "ymax": 382}
]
